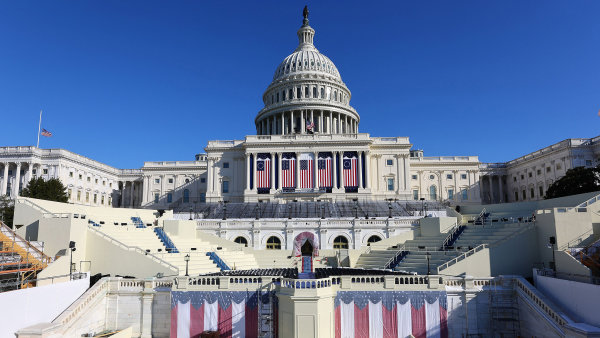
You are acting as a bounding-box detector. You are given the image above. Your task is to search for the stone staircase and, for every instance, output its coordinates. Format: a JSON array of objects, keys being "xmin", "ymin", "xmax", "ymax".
[{"xmin": 354, "ymin": 249, "xmax": 399, "ymax": 269}]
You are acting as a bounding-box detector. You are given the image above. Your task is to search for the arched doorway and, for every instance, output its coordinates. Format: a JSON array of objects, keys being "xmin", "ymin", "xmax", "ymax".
[
  {"xmin": 266, "ymin": 236, "xmax": 281, "ymax": 250},
  {"xmin": 301, "ymin": 240, "xmax": 313, "ymax": 256},
  {"xmin": 292, "ymin": 232, "xmax": 320, "ymax": 274},
  {"xmin": 234, "ymin": 236, "xmax": 248, "ymax": 247},
  {"xmin": 333, "ymin": 236, "xmax": 349, "ymax": 249},
  {"xmin": 367, "ymin": 235, "xmax": 382, "ymax": 246}
]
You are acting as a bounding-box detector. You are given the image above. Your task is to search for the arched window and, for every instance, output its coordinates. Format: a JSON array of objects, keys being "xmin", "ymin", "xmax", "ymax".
[
  {"xmin": 334, "ymin": 91, "xmax": 337, "ymax": 101},
  {"xmin": 313, "ymin": 87, "xmax": 317, "ymax": 98},
  {"xmin": 333, "ymin": 236, "xmax": 349, "ymax": 249},
  {"xmin": 282, "ymin": 90, "xmax": 286, "ymax": 101},
  {"xmin": 367, "ymin": 235, "xmax": 382, "ymax": 245},
  {"xmin": 234, "ymin": 236, "xmax": 248, "ymax": 247},
  {"xmin": 289, "ymin": 89, "xmax": 293, "ymax": 100},
  {"xmin": 429, "ymin": 185, "xmax": 437, "ymax": 200},
  {"xmin": 305, "ymin": 87, "xmax": 309, "ymax": 97},
  {"xmin": 320, "ymin": 88, "xmax": 325, "ymax": 98},
  {"xmin": 183, "ymin": 189, "xmax": 189, "ymax": 203},
  {"xmin": 266, "ymin": 236, "xmax": 281, "ymax": 250}
]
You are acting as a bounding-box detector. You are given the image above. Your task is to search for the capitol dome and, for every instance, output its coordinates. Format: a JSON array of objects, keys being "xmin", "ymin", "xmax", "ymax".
[{"xmin": 255, "ymin": 7, "xmax": 359, "ymax": 136}]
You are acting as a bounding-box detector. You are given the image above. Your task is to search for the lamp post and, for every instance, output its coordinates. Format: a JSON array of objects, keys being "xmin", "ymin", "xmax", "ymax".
[
  {"xmin": 69, "ymin": 241, "xmax": 76, "ymax": 280},
  {"xmin": 388, "ymin": 201, "xmax": 392, "ymax": 218},
  {"xmin": 321, "ymin": 203, "xmax": 325, "ymax": 219},
  {"xmin": 420, "ymin": 197, "xmax": 425, "ymax": 217},
  {"xmin": 549, "ymin": 236, "xmax": 556, "ymax": 272},
  {"xmin": 184, "ymin": 254, "xmax": 190, "ymax": 277},
  {"xmin": 288, "ymin": 203, "xmax": 292, "ymax": 219},
  {"xmin": 426, "ymin": 251, "xmax": 431, "ymax": 275},
  {"xmin": 189, "ymin": 207, "xmax": 193, "ymax": 220},
  {"xmin": 255, "ymin": 204, "xmax": 260, "ymax": 220},
  {"xmin": 354, "ymin": 200, "xmax": 358, "ymax": 219},
  {"xmin": 222, "ymin": 201, "xmax": 227, "ymax": 220}
]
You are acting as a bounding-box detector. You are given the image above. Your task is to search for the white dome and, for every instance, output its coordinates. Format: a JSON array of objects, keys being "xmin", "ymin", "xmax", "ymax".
[{"xmin": 273, "ymin": 49, "xmax": 341, "ymax": 82}]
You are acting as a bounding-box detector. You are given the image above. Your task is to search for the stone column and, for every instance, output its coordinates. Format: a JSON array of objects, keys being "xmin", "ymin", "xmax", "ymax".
[
  {"xmin": 270, "ymin": 153, "xmax": 275, "ymax": 192},
  {"xmin": 339, "ymin": 152, "xmax": 345, "ymax": 190},
  {"xmin": 281, "ymin": 113, "xmax": 285, "ymax": 135},
  {"xmin": 313, "ymin": 152, "xmax": 319, "ymax": 189},
  {"xmin": 374, "ymin": 155, "xmax": 381, "ymax": 191},
  {"xmin": 295, "ymin": 152, "xmax": 300, "ymax": 188},
  {"xmin": 253, "ymin": 154, "xmax": 258, "ymax": 193},
  {"xmin": 337, "ymin": 113, "xmax": 341, "ymax": 134},
  {"xmin": 364, "ymin": 151, "xmax": 370, "ymax": 189},
  {"xmin": 332, "ymin": 152, "xmax": 338, "ymax": 191},
  {"xmin": 357, "ymin": 151, "xmax": 363, "ymax": 189},
  {"xmin": 277, "ymin": 152, "xmax": 282, "ymax": 191},
  {"xmin": 310, "ymin": 110, "xmax": 314, "ymax": 131},
  {"xmin": 13, "ymin": 162, "xmax": 22, "ymax": 197},
  {"xmin": 1, "ymin": 163, "xmax": 8, "ymax": 196},
  {"xmin": 453, "ymin": 170, "xmax": 458, "ymax": 201},
  {"xmin": 498, "ymin": 175, "xmax": 504, "ymax": 203},
  {"xmin": 418, "ymin": 170, "xmax": 424, "ymax": 199},
  {"xmin": 245, "ymin": 154, "xmax": 251, "ymax": 191},
  {"xmin": 489, "ymin": 175, "xmax": 495, "ymax": 204},
  {"xmin": 290, "ymin": 111, "xmax": 294, "ymax": 133},
  {"xmin": 207, "ymin": 158, "xmax": 213, "ymax": 194},
  {"xmin": 319, "ymin": 111, "xmax": 323, "ymax": 133},
  {"xmin": 403, "ymin": 155, "xmax": 410, "ymax": 196},
  {"xmin": 120, "ymin": 181, "xmax": 126, "ymax": 207},
  {"xmin": 130, "ymin": 181, "xmax": 135, "ymax": 208},
  {"xmin": 438, "ymin": 171, "xmax": 444, "ymax": 201},
  {"xmin": 24, "ymin": 163, "xmax": 32, "ymax": 187},
  {"xmin": 396, "ymin": 155, "xmax": 402, "ymax": 194},
  {"xmin": 266, "ymin": 117, "xmax": 271, "ymax": 135}
]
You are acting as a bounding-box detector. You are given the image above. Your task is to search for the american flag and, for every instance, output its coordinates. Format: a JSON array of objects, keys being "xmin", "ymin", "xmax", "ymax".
[
  {"xmin": 256, "ymin": 157, "xmax": 270, "ymax": 188},
  {"xmin": 281, "ymin": 156, "xmax": 296, "ymax": 188},
  {"xmin": 299, "ymin": 154, "xmax": 314, "ymax": 189},
  {"xmin": 306, "ymin": 119, "xmax": 314, "ymax": 132},
  {"xmin": 318, "ymin": 154, "xmax": 332, "ymax": 187},
  {"xmin": 343, "ymin": 154, "xmax": 358, "ymax": 187},
  {"xmin": 41, "ymin": 128, "xmax": 52, "ymax": 137}
]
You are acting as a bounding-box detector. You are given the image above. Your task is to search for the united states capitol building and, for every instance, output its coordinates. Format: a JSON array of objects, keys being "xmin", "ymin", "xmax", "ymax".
[{"xmin": 1, "ymin": 8, "xmax": 600, "ymax": 338}]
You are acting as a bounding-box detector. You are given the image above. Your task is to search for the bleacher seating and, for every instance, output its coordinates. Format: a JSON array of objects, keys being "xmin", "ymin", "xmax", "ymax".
[
  {"xmin": 153, "ymin": 228, "xmax": 179, "ymax": 253},
  {"xmin": 176, "ymin": 200, "xmax": 445, "ymax": 219},
  {"xmin": 131, "ymin": 217, "xmax": 146, "ymax": 228},
  {"xmin": 206, "ymin": 252, "xmax": 230, "ymax": 271}
]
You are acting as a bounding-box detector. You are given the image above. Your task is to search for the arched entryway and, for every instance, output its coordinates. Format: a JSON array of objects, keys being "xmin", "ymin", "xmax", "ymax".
[
  {"xmin": 293, "ymin": 232, "xmax": 319, "ymax": 274},
  {"xmin": 301, "ymin": 240, "xmax": 313, "ymax": 256}
]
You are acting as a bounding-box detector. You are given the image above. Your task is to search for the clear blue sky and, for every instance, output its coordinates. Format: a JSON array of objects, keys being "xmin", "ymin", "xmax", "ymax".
[{"xmin": 1, "ymin": 1, "xmax": 598, "ymax": 168}]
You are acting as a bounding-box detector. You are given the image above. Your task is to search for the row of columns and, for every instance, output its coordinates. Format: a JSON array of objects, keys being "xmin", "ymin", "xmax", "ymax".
[
  {"xmin": 415, "ymin": 170, "xmax": 479, "ymax": 201},
  {"xmin": 482, "ymin": 174, "xmax": 505, "ymax": 204},
  {"xmin": 119, "ymin": 180, "xmax": 140, "ymax": 208},
  {"xmin": 245, "ymin": 151, "xmax": 370, "ymax": 193},
  {"xmin": 257, "ymin": 109, "xmax": 358, "ymax": 135},
  {"xmin": 1, "ymin": 162, "xmax": 37, "ymax": 198}
]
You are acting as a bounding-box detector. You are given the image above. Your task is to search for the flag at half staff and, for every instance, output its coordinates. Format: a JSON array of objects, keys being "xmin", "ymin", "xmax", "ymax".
[{"xmin": 41, "ymin": 128, "xmax": 52, "ymax": 137}]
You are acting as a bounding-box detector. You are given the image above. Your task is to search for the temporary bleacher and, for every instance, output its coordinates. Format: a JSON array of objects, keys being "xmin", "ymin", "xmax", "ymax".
[{"xmin": 178, "ymin": 200, "xmax": 445, "ymax": 219}]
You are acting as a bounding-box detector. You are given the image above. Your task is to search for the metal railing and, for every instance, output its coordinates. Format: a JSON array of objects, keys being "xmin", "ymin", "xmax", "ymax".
[{"xmin": 437, "ymin": 244, "xmax": 488, "ymax": 273}]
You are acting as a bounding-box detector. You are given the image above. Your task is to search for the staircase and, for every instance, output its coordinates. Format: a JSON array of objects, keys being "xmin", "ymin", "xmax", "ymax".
[
  {"xmin": 206, "ymin": 252, "xmax": 230, "ymax": 271},
  {"xmin": 153, "ymin": 228, "xmax": 179, "ymax": 253},
  {"xmin": 131, "ymin": 217, "xmax": 146, "ymax": 228},
  {"xmin": 355, "ymin": 249, "xmax": 401, "ymax": 269}
]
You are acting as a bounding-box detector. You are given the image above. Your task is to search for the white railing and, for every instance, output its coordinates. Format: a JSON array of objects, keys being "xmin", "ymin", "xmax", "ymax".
[
  {"xmin": 514, "ymin": 277, "xmax": 571, "ymax": 331},
  {"xmin": 437, "ymin": 244, "xmax": 488, "ymax": 272},
  {"xmin": 87, "ymin": 226, "xmax": 178, "ymax": 273},
  {"xmin": 196, "ymin": 217, "xmax": 420, "ymax": 230},
  {"xmin": 16, "ymin": 198, "xmax": 53, "ymax": 215},
  {"xmin": 558, "ymin": 228, "xmax": 595, "ymax": 251}
]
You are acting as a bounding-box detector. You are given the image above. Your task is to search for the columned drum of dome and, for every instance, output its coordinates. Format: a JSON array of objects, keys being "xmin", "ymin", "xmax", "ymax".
[{"xmin": 255, "ymin": 9, "xmax": 359, "ymax": 136}]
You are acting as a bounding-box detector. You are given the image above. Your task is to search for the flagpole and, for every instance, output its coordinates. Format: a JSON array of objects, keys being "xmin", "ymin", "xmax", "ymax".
[{"xmin": 37, "ymin": 110, "xmax": 42, "ymax": 148}]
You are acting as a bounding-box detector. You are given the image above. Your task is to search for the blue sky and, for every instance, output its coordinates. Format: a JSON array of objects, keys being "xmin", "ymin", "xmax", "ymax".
[{"xmin": 0, "ymin": 1, "xmax": 598, "ymax": 168}]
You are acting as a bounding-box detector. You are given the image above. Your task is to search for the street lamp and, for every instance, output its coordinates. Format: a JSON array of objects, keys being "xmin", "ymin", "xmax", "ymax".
[
  {"xmin": 426, "ymin": 251, "xmax": 431, "ymax": 275},
  {"xmin": 420, "ymin": 197, "xmax": 425, "ymax": 217},
  {"xmin": 222, "ymin": 201, "xmax": 228, "ymax": 220},
  {"xmin": 388, "ymin": 201, "xmax": 392, "ymax": 219},
  {"xmin": 354, "ymin": 200, "xmax": 358, "ymax": 219},
  {"xmin": 288, "ymin": 204, "xmax": 292, "ymax": 219},
  {"xmin": 69, "ymin": 241, "xmax": 76, "ymax": 280},
  {"xmin": 189, "ymin": 207, "xmax": 193, "ymax": 220},
  {"xmin": 184, "ymin": 254, "xmax": 190, "ymax": 277},
  {"xmin": 321, "ymin": 203, "xmax": 325, "ymax": 219}
]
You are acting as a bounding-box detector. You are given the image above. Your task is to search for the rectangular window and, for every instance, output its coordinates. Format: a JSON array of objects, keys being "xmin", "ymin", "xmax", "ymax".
[
  {"xmin": 537, "ymin": 169, "xmax": 541, "ymax": 175},
  {"xmin": 386, "ymin": 159, "xmax": 393, "ymax": 166},
  {"xmin": 223, "ymin": 162, "xmax": 230, "ymax": 168},
  {"xmin": 95, "ymin": 178, "xmax": 98, "ymax": 184},
  {"xmin": 69, "ymin": 172, "xmax": 73, "ymax": 177},
  {"xmin": 86, "ymin": 192, "xmax": 89, "ymax": 202},
  {"xmin": 448, "ymin": 189, "xmax": 454, "ymax": 200},
  {"xmin": 68, "ymin": 189, "xmax": 72, "ymax": 200},
  {"xmin": 411, "ymin": 175, "xmax": 417, "ymax": 180},
  {"xmin": 101, "ymin": 195, "xmax": 105, "ymax": 205},
  {"xmin": 513, "ymin": 176, "xmax": 517, "ymax": 182},
  {"xmin": 168, "ymin": 178, "xmax": 173, "ymax": 184},
  {"xmin": 530, "ymin": 188, "xmax": 535, "ymax": 198},
  {"xmin": 167, "ymin": 193, "xmax": 172, "ymax": 203},
  {"xmin": 43, "ymin": 169, "xmax": 48, "ymax": 175},
  {"xmin": 200, "ymin": 193, "xmax": 206, "ymax": 203},
  {"xmin": 155, "ymin": 178, "xmax": 160, "ymax": 184},
  {"xmin": 520, "ymin": 174, "xmax": 524, "ymax": 180},
  {"xmin": 103, "ymin": 181, "xmax": 106, "ymax": 186},
  {"xmin": 462, "ymin": 189, "xmax": 468, "ymax": 200},
  {"xmin": 201, "ymin": 178, "xmax": 206, "ymax": 183},
  {"xmin": 387, "ymin": 178, "xmax": 394, "ymax": 191},
  {"xmin": 413, "ymin": 190, "xmax": 419, "ymax": 200},
  {"xmin": 87, "ymin": 177, "xmax": 91, "ymax": 182},
  {"xmin": 109, "ymin": 182, "xmax": 112, "ymax": 188},
  {"xmin": 528, "ymin": 172, "xmax": 532, "ymax": 178},
  {"xmin": 77, "ymin": 191, "xmax": 81, "ymax": 201},
  {"xmin": 154, "ymin": 193, "xmax": 159, "ymax": 203},
  {"xmin": 522, "ymin": 190, "xmax": 526, "ymax": 200},
  {"xmin": 93, "ymin": 194, "xmax": 97, "ymax": 203},
  {"xmin": 446, "ymin": 174, "xmax": 452, "ymax": 179},
  {"xmin": 32, "ymin": 169, "xmax": 37, "ymax": 175},
  {"xmin": 222, "ymin": 181, "xmax": 229, "ymax": 193},
  {"xmin": 546, "ymin": 167, "xmax": 551, "ymax": 173},
  {"xmin": 556, "ymin": 164, "xmax": 562, "ymax": 170},
  {"xmin": 461, "ymin": 174, "xmax": 467, "ymax": 180},
  {"xmin": 108, "ymin": 197, "xmax": 112, "ymax": 205},
  {"xmin": 539, "ymin": 186, "xmax": 543, "ymax": 197},
  {"xmin": 515, "ymin": 191, "xmax": 519, "ymax": 201}
]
